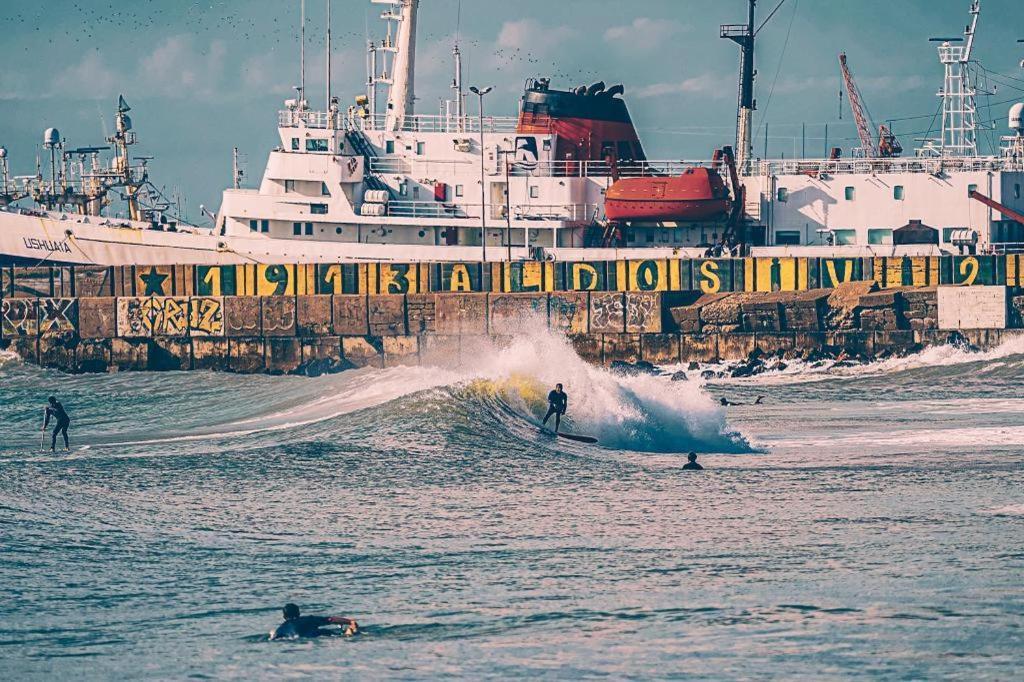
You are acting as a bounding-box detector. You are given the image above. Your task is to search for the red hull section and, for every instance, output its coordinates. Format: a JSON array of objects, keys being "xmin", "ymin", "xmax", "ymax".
[{"xmin": 605, "ymin": 169, "xmax": 730, "ymax": 222}]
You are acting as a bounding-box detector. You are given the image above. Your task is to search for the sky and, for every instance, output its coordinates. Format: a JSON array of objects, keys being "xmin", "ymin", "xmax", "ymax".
[{"xmin": 1, "ymin": 0, "xmax": 1023, "ymax": 220}]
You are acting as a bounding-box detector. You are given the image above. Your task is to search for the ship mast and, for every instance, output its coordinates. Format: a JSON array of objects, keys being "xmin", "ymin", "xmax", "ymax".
[
  {"xmin": 721, "ymin": 0, "xmax": 757, "ymax": 171},
  {"xmin": 938, "ymin": 1, "xmax": 981, "ymax": 156},
  {"xmin": 376, "ymin": 0, "xmax": 419, "ymax": 131}
]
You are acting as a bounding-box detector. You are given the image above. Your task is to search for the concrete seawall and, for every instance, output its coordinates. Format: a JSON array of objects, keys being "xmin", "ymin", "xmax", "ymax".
[{"xmin": 2, "ymin": 259, "xmax": 1022, "ymax": 374}]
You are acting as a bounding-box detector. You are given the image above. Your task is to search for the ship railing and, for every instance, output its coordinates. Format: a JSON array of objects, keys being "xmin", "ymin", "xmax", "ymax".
[
  {"xmin": 753, "ymin": 156, "xmax": 1019, "ymax": 176},
  {"xmin": 382, "ymin": 201, "xmax": 597, "ymax": 222},
  {"xmin": 351, "ymin": 113, "xmax": 520, "ymax": 134},
  {"xmin": 368, "ymin": 157, "xmax": 716, "ymax": 179}
]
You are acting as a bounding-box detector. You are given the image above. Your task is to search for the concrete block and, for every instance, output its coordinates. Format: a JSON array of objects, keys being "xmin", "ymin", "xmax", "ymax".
[
  {"xmin": 570, "ymin": 334, "xmax": 603, "ymax": 365},
  {"xmin": 191, "ymin": 338, "xmax": 229, "ymax": 371},
  {"xmin": 224, "ymin": 296, "xmax": 261, "ymax": 336},
  {"xmin": 149, "ymin": 338, "xmax": 190, "ymax": 371},
  {"xmin": 332, "ymin": 295, "xmax": 369, "ymax": 336},
  {"xmin": 489, "ymin": 293, "xmax": 548, "ymax": 334},
  {"xmin": 266, "ymin": 337, "xmax": 302, "ymax": 374},
  {"xmin": 641, "ymin": 333, "xmax": 680, "ymax": 365},
  {"xmin": 549, "ymin": 292, "xmax": 589, "ymax": 334},
  {"xmin": 73, "ymin": 266, "xmax": 113, "ymax": 297},
  {"xmin": 188, "ymin": 297, "xmax": 225, "ymax": 337},
  {"xmin": 679, "ymin": 334, "xmax": 720, "ymax": 363},
  {"xmin": 669, "ymin": 305, "xmax": 702, "ymax": 334},
  {"xmin": 755, "ymin": 333, "xmax": 796, "ymax": 355},
  {"xmin": 37, "ymin": 298, "xmax": 78, "ymax": 337},
  {"xmin": 435, "ymin": 293, "xmax": 488, "ymax": 335},
  {"xmin": 39, "ymin": 335, "xmax": 78, "ymax": 371},
  {"xmin": 368, "ymin": 295, "xmax": 407, "ymax": 336},
  {"xmin": 116, "ymin": 298, "xmax": 152, "ymax": 338},
  {"xmin": 76, "ymin": 339, "xmax": 111, "ymax": 373},
  {"xmin": 938, "ymin": 286, "xmax": 1007, "ymax": 330},
  {"xmin": 589, "ymin": 292, "xmax": 626, "ymax": 333},
  {"xmin": 602, "ymin": 333, "xmax": 641, "ymax": 365},
  {"xmin": 383, "ymin": 335, "xmax": 419, "ymax": 367},
  {"xmin": 111, "ymin": 338, "xmax": 149, "ymax": 371},
  {"xmin": 625, "ymin": 292, "xmax": 662, "ymax": 334},
  {"xmin": 406, "ymin": 294, "xmax": 437, "ymax": 334},
  {"xmin": 150, "ymin": 298, "xmax": 191, "ymax": 336},
  {"xmin": 296, "ymin": 295, "xmax": 333, "ymax": 337},
  {"xmin": 859, "ymin": 308, "xmax": 901, "ymax": 331},
  {"xmin": 262, "ymin": 296, "xmax": 296, "ymax": 337},
  {"xmin": 229, "ymin": 338, "xmax": 266, "ymax": 373},
  {"xmin": 827, "ymin": 331, "xmax": 875, "ymax": 358},
  {"xmin": 12, "ymin": 267, "xmax": 53, "ymax": 297},
  {"xmin": 299, "ymin": 337, "xmax": 347, "ymax": 376},
  {"xmin": 1, "ymin": 299, "xmax": 38, "ymax": 338},
  {"xmin": 342, "ymin": 336, "xmax": 384, "ymax": 368},
  {"xmin": 741, "ymin": 301, "xmax": 782, "ymax": 333},
  {"xmin": 718, "ymin": 333, "xmax": 756, "ymax": 361},
  {"xmin": 874, "ymin": 331, "xmax": 917, "ymax": 355}
]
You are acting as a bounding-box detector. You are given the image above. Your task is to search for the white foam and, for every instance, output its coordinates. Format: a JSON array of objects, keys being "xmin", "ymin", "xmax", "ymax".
[{"xmin": 982, "ymin": 503, "xmax": 1024, "ymax": 516}]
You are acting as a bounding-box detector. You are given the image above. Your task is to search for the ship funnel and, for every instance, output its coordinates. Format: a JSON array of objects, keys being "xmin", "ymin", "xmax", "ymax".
[
  {"xmin": 586, "ymin": 81, "xmax": 606, "ymax": 96},
  {"xmin": 1011, "ymin": 102, "xmax": 1024, "ymax": 133},
  {"xmin": 606, "ymin": 84, "xmax": 625, "ymax": 98},
  {"xmin": 43, "ymin": 128, "xmax": 61, "ymax": 148}
]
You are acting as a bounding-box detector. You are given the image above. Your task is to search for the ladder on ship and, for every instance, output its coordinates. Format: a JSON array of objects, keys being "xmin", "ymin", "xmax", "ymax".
[{"xmin": 345, "ymin": 131, "xmax": 392, "ymax": 195}]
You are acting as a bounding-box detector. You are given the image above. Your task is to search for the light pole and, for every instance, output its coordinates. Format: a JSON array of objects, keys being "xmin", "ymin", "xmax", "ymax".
[
  {"xmin": 498, "ymin": 145, "xmax": 513, "ymax": 261},
  {"xmin": 470, "ymin": 85, "xmax": 493, "ymax": 261}
]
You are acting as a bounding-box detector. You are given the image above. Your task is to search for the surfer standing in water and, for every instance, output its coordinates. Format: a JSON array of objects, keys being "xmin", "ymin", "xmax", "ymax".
[
  {"xmin": 43, "ymin": 396, "xmax": 71, "ymax": 452},
  {"xmin": 269, "ymin": 603, "xmax": 358, "ymax": 640},
  {"xmin": 682, "ymin": 452, "xmax": 704, "ymax": 470},
  {"xmin": 543, "ymin": 383, "xmax": 568, "ymax": 433}
]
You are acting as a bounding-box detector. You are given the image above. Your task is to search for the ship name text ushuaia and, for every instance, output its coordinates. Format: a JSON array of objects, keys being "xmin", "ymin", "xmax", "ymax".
[{"xmin": 1, "ymin": 0, "xmax": 1022, "ymax": 267}]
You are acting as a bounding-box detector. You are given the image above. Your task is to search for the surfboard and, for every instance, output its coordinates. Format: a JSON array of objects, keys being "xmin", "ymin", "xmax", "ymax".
[{"xmin": 556, "ymin": 432, "xmax": 598, "ymax": 444}]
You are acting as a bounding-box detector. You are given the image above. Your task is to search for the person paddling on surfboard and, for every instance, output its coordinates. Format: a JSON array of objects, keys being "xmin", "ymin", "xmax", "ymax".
[
  {"xmin": 43, "ymin": 396, "xmax": 71, "ymax": 453},
  {"xmin": 542, "ymin": 383, "xmax": 568, "ymax": 433},
  {"xmin": 269, "ymin": 603, "xmax": 358, "ymax": 640}
]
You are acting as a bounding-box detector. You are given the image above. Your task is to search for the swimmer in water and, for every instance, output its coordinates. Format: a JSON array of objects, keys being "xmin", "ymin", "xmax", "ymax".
[
  {"xmin": 719, "ymin": 396, "xmax": 765, "ymax": 406},
  {"xmin": 682, "ymin": 452, "xmax": 704, "ymax": 471},
  {"xmin": 542, "ymin": 383, "xmax": 568, "ymax": 433},
  {"xmin": 269, "ymin": 603, "xmax": 358, "ymax": 640}
]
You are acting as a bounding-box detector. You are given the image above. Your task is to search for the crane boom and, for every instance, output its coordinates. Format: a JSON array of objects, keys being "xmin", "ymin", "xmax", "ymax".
[{"xmin": 838, "ymin": 52, "xmax": 877, "ymax": 156}]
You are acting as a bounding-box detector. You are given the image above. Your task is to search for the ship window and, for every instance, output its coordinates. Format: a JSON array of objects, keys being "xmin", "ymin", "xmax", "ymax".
[
  {"xmin": 293, "ymin": 222, "xmax": 302, "ymax": 236},
  {"xmin": 529, "ymin": 186, "xmax": 539, "ymax": 199},
  {"xmin": 868, "ymin": 228, "xmax": 893, "ymax": 245},
  {"xmin": 336, "ymin": 227, "xmax": 343, "ymax": 235},
  {"xmin": 261, "ymin": 219, "xmax": 270, "ymax": 233},
  {"xmin": 660, "ymin": 230, "xmax": 669, "ymax": 243},
  {"xmin": 967, "ymin": 183, "xmax": 978, "ymax": 196},
  {"xmin": 832, "ymin": 229, "xmax": 857, "ymax": 245},
  {"xmin": 399, "ymin": 182, "xmax": 408, "ymax": 197},
  {"xmin": 305, "ymin": 222, "xmax": 314, "ymax": 235},
  {"xmin": 645, "ymin": 231, "xmax": 654, "ymax": 243},
  {"xmin": 844, "ymin": 186, "xmax": 856, "ymax": 201},
  {"xmin": 412, "ymin": 186, "xmax": 420, "ymax": 199},
  {"xmin": 776, "ymin": 187, "xmax": 789, "ymax": 202},
  {"xmin": 418, "ymin": 230, "xmax": 426, "ymax": 238},
  {"xmin": 284, "ymin": 180, "xmax": 295, "ymax": 193},
  {"xmin": 416, "ymin": 142, "xmax": 426, "ymax": 155},
  {"xmin": 306, "ymin": 138, "xmax": 329, "ymax": 152},
  {"xmin": 321, "ymin": 182, "xmax": 331, "ymax": 196},
  {"xmin": 894, "ymin": 185, "xmax": 904, "ymax": 200},
  {"xmin": 249, "ymin": 219, "xmax": 258, "ymax": 232},
  {"xmin": 542, "ymin": 139, "xmax": 551, "ymax": 151},
  {"xmin": 776, "ymin": 230, "xmax": 801, "ymax": 245},
  {"xmin": 455, "ymin": 184, "xmax": 464, "ymax": 197},
  {"xmin": 1015, "ymin": 183, "xmax": 1021, "ymax": 199},
  {"xmin": 291, "ymin": 138, "xmax": 299, "ymax": 151},
  {"xmin": 311, "ymin": 203, "xmax": 328, "ymax": 214},
  {"xmin": 385, "ymin": 140, "xmax": 395, "ymax": 154}
]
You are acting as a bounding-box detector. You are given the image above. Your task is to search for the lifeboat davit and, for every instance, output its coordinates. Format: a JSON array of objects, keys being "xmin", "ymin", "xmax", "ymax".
[{"xmin": 604, "ymin": 168, "xmax": 731, "ymax": 222}]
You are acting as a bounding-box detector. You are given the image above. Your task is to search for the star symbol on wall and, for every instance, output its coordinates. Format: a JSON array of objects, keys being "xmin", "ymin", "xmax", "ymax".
[{"xmin": 139, "ymin": 267, "xmax": 169, "ymax": 296}]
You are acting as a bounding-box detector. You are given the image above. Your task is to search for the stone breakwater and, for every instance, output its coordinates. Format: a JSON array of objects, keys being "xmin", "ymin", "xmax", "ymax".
[{"xmin": 1, "ymin": 260, "xmax": 1023, "ymax": 374}]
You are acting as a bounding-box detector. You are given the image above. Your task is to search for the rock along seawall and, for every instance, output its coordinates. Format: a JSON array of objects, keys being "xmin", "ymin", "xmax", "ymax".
[{"xmin": 2, "ymin": 256, "xmax": 1024, "ymax": 374}]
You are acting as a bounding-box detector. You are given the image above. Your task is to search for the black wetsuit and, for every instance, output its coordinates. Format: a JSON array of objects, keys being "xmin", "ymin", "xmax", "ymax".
[
  {"xmin": 682, "ymin": 461, "xmax": 704, "ymax": 471},
  {"xmin": 543, "ymin": 390, "xmax": 568, "ymax": 432},
  {"xmin": 270, "ymin": 616, "xmax": 334, "ymax": 640},
  {"xmin": 44, "ymin": 401, "xmax": 70, "ymax": 451}
]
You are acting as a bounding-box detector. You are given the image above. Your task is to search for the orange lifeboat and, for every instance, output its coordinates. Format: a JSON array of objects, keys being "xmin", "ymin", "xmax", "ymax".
[{"xmin": 604, "ymin": 168, "xmax": 731, "ymax": 222}]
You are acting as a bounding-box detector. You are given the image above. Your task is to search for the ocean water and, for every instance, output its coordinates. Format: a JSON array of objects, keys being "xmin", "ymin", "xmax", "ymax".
[{"xmin": 2, "ymin": 329, "xmax": 1023, "ymax": 679}]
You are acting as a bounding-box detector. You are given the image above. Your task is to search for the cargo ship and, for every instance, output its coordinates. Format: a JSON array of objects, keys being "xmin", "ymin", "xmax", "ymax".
[{"xmin": 0, "ymin": 0, "xmax": 1021, "ymax": 266}]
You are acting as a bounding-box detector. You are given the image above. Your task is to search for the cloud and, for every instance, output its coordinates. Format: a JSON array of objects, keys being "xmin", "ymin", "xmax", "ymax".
[
  {"xmin": 51, "ymin": 52, "xmax": 120, "ymax": 100},
  {"xmin": 634, "ymin": 73, "xmax": 726, "ymax": 98},
  {"xmin": 497, "ymin": 19, "xmax": 575, "ymax": 53},
  {"xmin": 604, "ymin": 17, "xmax": 688, "ymax": 48},
  {"xmin": 139, "ymin": 36, "xmax": 227, "ymax": 97}
]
